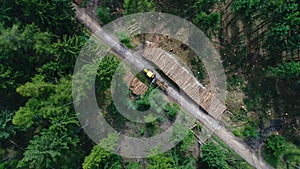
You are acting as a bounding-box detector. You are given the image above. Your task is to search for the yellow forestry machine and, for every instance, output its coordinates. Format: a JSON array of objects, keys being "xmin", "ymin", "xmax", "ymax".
[{"xmin": 143, "ymin": 68, "xmax": 167, "ymax": 91}]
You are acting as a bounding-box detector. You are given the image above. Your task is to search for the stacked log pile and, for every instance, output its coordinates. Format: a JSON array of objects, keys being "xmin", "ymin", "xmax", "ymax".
[
  {"xmin": 124, "ymin": 71, "xmax": 149, "ymax": 96},
  {"xmin": 143, "ymin": 48, "xmax": 226, "ymax": 119}
]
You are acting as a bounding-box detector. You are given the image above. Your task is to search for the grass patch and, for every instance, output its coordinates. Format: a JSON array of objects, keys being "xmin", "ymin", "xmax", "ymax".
[{"xmin": 233, "ymin": 128, "xmax": 244, "ymax": 137}]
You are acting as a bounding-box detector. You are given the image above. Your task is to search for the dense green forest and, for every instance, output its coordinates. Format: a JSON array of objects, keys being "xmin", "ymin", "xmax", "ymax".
[{"xmin": 0, "ymin": 0, "xmax": 299, "ymax": 168}]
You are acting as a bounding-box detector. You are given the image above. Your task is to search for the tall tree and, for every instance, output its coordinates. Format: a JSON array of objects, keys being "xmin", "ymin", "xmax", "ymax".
[
  {"xmin": 231, "ymin": 0, "xmax": 260, "ymax": 21},
  {"xmin": 194, "ymin": 12, "xmax": 220, "ymax": 36},
  {"xmin": 17, "ymin": 116, "xmax": 79, "ymax": 169},
  {"xmin": 39, "ymin": 35, "xmax": 85, "ymax": 81},
  {"xmin": 0, "ymin": 1, "xmax": 18, "ymax": 28},
  {"xmin": 192, "ymin": 0, "xmax": 221, "ymax": 36},
  {"xmin": 0, "ymin": 110, "xmax": 18, "ymax": 140},
  {"xmin": 0, "ymin": 24, "xmax": 52, "ymax": 86},
  {"xmin": 13, "ymin": 76, "xmax": 72, "ymax": 130},
  {"xmin": 193, "ymin": 0, "xmax": 220, "ymax": 12},
  {"xmin": 15, "ymin": 0, "xmax": 78, "ymax": 36},
  {"xmin": 96, "ymin": 55, "xmax": 120, "ymax": 92},
  {"xmin": 124, "ymin": 0, "xmax": 155, "ymax": 15},
  {"xmin": 0, "ymin": 24, "xmax": 52, "ymax": 109},
  {"xmin": 12, "ymin": 75, "xmax": 81, "ymax": 168}
]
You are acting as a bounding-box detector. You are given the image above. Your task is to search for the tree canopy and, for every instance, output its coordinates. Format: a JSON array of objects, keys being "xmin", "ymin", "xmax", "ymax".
[{"xmin": 1, "ymin": 0, "xmax": 299, "ymax": 168}]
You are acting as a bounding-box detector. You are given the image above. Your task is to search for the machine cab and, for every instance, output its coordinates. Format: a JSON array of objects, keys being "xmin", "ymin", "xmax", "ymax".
[{"xmin": 143, "ymin": 68, "xmax": 155, "ymax": 79}]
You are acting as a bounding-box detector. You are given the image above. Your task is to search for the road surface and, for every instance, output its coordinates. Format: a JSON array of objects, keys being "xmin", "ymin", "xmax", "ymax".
[{"xmin": 73, "ymin": 4, "xmax": 273, "ymax": 169}]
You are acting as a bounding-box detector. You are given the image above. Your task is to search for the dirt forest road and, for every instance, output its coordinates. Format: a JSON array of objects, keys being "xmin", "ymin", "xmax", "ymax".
[{"xmin": 73, "ymin": 4, "xmax": 273, "ymax": 169}]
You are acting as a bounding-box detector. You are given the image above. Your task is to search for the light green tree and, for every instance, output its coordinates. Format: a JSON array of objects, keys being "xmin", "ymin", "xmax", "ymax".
[
  {"xmin": 13, "ymin": 76, "xmax": 72, "ymax": 130},
  {"xmin": 17, "ymin": 114, "xmax": 79, "ymax": 169},
  {"xmin": 147, "ymin": 153, "xmax": 174, "ymax": 169},
  {"xmin": 201, "ymin": 142, "xmax": 229, "ymax": 169},
  {"xmin": 82, "ymin": 132, "xmax": 120, "ymax": 169}
]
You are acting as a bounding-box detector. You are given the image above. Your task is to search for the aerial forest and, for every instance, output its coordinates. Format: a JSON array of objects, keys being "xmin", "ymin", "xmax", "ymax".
[{"xmin": 0, "ymin": 0, "xmax": 299, "ymax": 169}]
